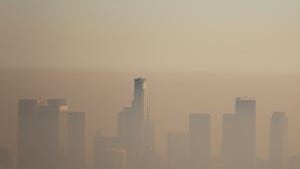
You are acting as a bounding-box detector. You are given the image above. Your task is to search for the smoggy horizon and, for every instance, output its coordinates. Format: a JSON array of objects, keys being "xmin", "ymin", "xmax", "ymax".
[
  {"xmin": 1, "ymin": 69, "xmax": 300, "ymax": 168},
  {"xmin": 1, "ymin": 1, "xmax": 300, "ymax": 169}
]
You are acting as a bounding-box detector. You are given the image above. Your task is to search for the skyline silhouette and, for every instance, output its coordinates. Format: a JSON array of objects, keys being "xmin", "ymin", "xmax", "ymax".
[
  {"xmin": 2, "ymin": 0, "xmax": 300, "ymax": 169},
  {"xmin": 0, "ymin": 77, "xmax": 292, "ymax": 169},
  {"xmin": 0, "ymin": 71, "xmax": 300, "ymax": 168}
]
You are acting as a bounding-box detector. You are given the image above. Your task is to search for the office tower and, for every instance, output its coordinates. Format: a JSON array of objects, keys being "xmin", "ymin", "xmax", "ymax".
[
  {"xmin": 131, "ymin": 77, "xmax": 149, "ymax": 162},
  {"xmin": 222, "ymin": 97, "xmax": 256, "ymax": 169},
  {"xmin": 94, "ymin": 132, "xmax": 126, "ymax": 169},
  {"xmin": 189, "ymin": 113, "xmax": 211, "ymax": 169},
  {"xmin": 141, "ymin": 119, "xmax": 158, "ymax": 169},
  {"xmin": 167, "ymin": 132, "xmax": 190, "ymax": 169},
  {"xmin": 235, "ymin": 97, "xmax": 256, "ymax": 169},
  {"xmin": 117, "ymin": 106, "xmax": 140, "ymax": 169},
  {"xmin": 235, "ymin": 97, "xmax": 256, "ymax": 115},
  {"xmin": 118, "ymin": 108, "xmax": 155, "ymax": 152},
  {"xmin": 117, "ymin": 78, "xmax": 156, "ymax": 169},
  {"xmin": 132, "ymin": 78, "xmax": 148, "ymax": 121},
  {"xmin": 142, "ymin": 119, "xmax": 155, "ymax": 150},
  {"xmin": 222, "ymin": 114, "xmax": 240, "ymax": 169},
  {"xmin": 269, "ymin": 112, "xmax": 288, "ymax": 169},
  {"xmin": 18, "ymin": 98, "xmax": 68, "ymax": 169},
  {"xmin": 118, "ymin": 107, "xmax": 131, "ymax": 146},
  {"xmin": 67, "ymin": 112, "xmax": 86, "ymax": 169}
]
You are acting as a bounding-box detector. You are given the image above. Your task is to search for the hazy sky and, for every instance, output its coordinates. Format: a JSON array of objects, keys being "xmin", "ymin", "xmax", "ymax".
[{"xmin": 1, "ymin": 0, "xmax": 300, "ymax": 73}]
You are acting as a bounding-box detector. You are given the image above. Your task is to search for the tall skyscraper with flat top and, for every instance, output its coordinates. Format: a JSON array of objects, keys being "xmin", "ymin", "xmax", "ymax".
[
  {"xmin": 189, "ymin": 113, "xmax": 211, "ymax": 169},
  {"xmin": 222, "ymin": 97, "xmax": 256, "ymax": 169},
  {"xmin": 222, "ymin": 113, "xmax": 239, "ymax": 169},
  {"xmin": 269, "ymin": 112, "xmax": 288, "ymax": 169},
  {"xmin": 132, "ymin": 77, "xmax": 148, "ymax": 121},
  {"xmin": 18, "ymin": 98, "xmax": 68, "ymax": 169},
  {"xmin": 67, "ymin": 112, "xmax": 86, "ymax": 169},
  {"xmin": 235, "ymin": 97, "xmax": 256, "ymax": 169},
  {"xmin": 235, "ymin": 97, "xmax": 256, "ymax": 115}
]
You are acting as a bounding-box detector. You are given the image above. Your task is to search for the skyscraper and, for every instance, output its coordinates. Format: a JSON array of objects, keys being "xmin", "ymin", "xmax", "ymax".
[
  {"xmin": 235, "ymin": 97, "xmax": 256, "ymax": 169},
  {"xmin": 142, "ymin": 119, "xmax": 155, "ymax": 150},
  {"xmin": 269, "ymin": 112, "xmax": 288, "ymax": 169},
  {"xmin": 118, "ymin": 105, "xmax": 141, "ymax": 169},
  {"xmin": 117, "ymin": 78, "xmax": 157, "ymax": 169},
  {"xmin": 118, "ymin": 107, "xmax": 131, "ymax": 147},
  {"xmin": 222, "ymin": 97, "xmax": 256, "ymax": 169},
  {"xmin": 18, "ymin": 98, "xmax": 68, "ymax": 169},
  {"xmin": 67, "ymin": 112, "xmax": 86, "ymax": 169},
  {"xmin": 235, "ymin": 97, "xmax": 256, "ymax": 115},
  {"xmin": 132, "ymin": 78, "xmax": 148, "ymax": 121},
  {"xmin": 189, "ymin": 113, "xmax": 211, "ymax": 169},
  {"xmin": 222, "ymin": 113, "xmax": 239, "ymax": 169}
]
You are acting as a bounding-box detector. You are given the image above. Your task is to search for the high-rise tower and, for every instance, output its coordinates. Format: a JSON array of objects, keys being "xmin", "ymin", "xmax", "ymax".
[
  {"xmin": 18, "ymin": 98, "xmax": 68, "ymax": 169},
  {"xmin": 189, "ymin": 113, "xmax": 211, "ymax": 169},
  {"xmin": 117, "ymin": 78, "xmax": 157, "ymax": 169},
  {"xmin": 67, "ymin": 112, "xmax": 86, "ymax": 169},
  {"xmin": 222, "ymin": 97, "xmax": 256, "ymax": 169},
  {"xmin": 235, "ymin": 97, "xmax": 256, "ymax": 169},
  {"xmin": 269, "ymin": 112, "xmax": 288, "ymax": 169},
  {"xmin": 132, "ymin": 77, "xmax": 148, "ymax": 121}
]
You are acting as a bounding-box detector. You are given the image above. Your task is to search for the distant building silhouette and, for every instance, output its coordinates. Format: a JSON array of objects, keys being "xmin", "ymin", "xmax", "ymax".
[
  {"xmin": 269, "ymin": 112, "xmax": 288, "ymax": 169},
  {"xmin": 142, "ymin": 119, "xmax": 155, "ymax": 151},
  {"xmin": 222, "ymin": 113, "xmax": 239, "ymax": 169},
  {"xmin": 17, "ymin": 80, "xmax": 289, "ymax": 169},
  {"xmin": 94, "ymin": 131, "xmax": 126, "ymax": 169},
  {"xmin": 235, "ymin": 97, "xmax": 256, "ymax": 167},
  {"xmin": 17, "ymin": 98, "xmax": 69, "ymax": 169},
  {"xmin": 118, "ymin": 107, "xmax": 132, "ymax": 148},
  {"xmin": 222, "ymin": 97, "xmax": 256, "ymax": 169},
  {"xmin": 117, "ymin": 78, "xmax": 158, "ymax": 169},
  {"xmin": 67, "ymin": 112, "xmax": 86, "ymax": 169},
  {"xmin": 189, "ymin": 113, "xmax": 211, "ymax": 169},
  {"xmin": 167, "ymin": 132, "xmax": 190, "ymax": 169},
  {"xmin": 132, "ymin": 78, "xmax": 148, "ymax": 121},
  {"xmin": 140, "ymin": 119, "xmax": 158, "ymax": 169}
]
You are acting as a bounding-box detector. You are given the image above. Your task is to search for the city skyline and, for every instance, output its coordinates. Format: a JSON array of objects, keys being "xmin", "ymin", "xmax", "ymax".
[
  {"xmin": 1, "ymin": 77, "xmax": 296, "ymax": 169},
  {"xmin": 0, "ymin": 72, "xmax": 300, "ymax": 160},
  {"xmin": 1, "ymin": 1, "xmax": 300, "ymax": 169}
]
